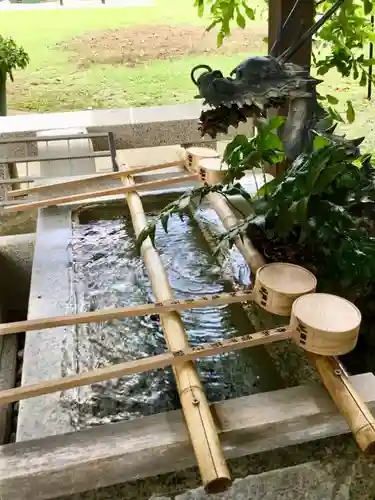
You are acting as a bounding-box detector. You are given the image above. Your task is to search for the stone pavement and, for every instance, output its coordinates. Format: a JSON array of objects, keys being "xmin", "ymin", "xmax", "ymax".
[{"xmin": 156, "ymin": 462, "xmax": 352, "ymax": 500}]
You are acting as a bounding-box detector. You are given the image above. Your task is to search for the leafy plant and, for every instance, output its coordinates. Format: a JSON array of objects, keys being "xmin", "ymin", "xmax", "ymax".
[
  {"xmin": 194, "ymin": 0, "xmax": 375, "ymax": 82},
  {"xmin": 222, "ymin": 116, "xmax": 285, "ymax": 184},
  {"xmin": 137, "ymin": 114, "xmax": 375, "ymax": 304},
  {"xmin": 0, "ymin": 35, "xmax": 29, "ymax": 116},
  {"xmin": 243, "ymin": 136, "xmax": 375, "ymax": 296},
  {"xmin": 195, "ymin": 0, "xmax": 256, "ymax": 46},
  {"xmin": 136, "ymin": 116, "xmax": 286, "ymax": 251}
]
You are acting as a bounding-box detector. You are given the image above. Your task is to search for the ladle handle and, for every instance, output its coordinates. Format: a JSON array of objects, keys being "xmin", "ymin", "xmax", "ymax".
[{"xmin": 311, "ymin": 354, "xmax": 375, "ymax": 453}]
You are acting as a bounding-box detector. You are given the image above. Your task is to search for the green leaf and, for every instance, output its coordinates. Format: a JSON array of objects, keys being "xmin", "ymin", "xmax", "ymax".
[
  {"xmin": 206, "ymin": 19, "xmax": 221, "ymax": 32},
  {"xmin": 178, "ymin": 195, "xmax": 191, "ymax": 211},
  {"xmin": 149, "ymin": 225, "xmax": 156, "ymax": 247},
  {"xmin": 256, "ymin": 177, "xmax": 279, "ymax": 197},
  {"xmin": 0, "ymin": 35, "xmax": 29, "ymax": 80},
  {"xmin": 352, "ymin": 158, "xmax": 362, "ymax": 168},
  {"xmin": 346, "ymin": 100, "xmax": 355, "ymax": 124},
  {"xmin": 361, "ymin": 58, "xmax": 375, "ymax": 67},
  {"xmin": 160, "ymin": 214, "xmax": 169, "ymax": 233},
  {"xmin": 223, "ymin": 134, "xmax": 250, "ymax": 163},
  {"xmin": 236, "ymin": 12, "xmax": 246, "ymax": 29},
  {"xmin": 326, "ymin": 94, "xmax": 339, "ymax": 105},
  {"xmin": 266, "ymin": 115, "xmax": 286, "ymax": 131},
  {"xmin": 217, "ymin": 30, "xmax": 224, "ymax": 47},
  {"xmin": 265, "ymin": 131, "xmax": 284, "ymax": 149},
  {"xmin": 296, "ymin": 197, "xmax": 309, "ymax": 228},
  {"xmin": 195, "ymin": 0, "xmax": 204, "ymax": 17},
  {"xmin": 243, "ymin": 3, "xmax": 255, "ymax": 20},
  {"xmin": 136, "ymin": 227, "xmax": 150, "ymax": 253},
  {"xmin": 364, "ymin": 0, "xmax": 373, "ymax": 15},
  {"xmin": 328, "ymin": 106, "xmax": 345, "ymax": 123},
  {"xmin": 313, "ymin": 134, "xmax": 330, "ymax": 151},
  {"xmin": 360, "ymin": 70, "xmax": 367, "ymax": 87}
]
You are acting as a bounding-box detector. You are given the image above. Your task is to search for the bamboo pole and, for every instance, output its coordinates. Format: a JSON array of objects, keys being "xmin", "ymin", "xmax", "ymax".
[
  {"xmin": 8, "ymin": 160, "xmax": 184, "ymax": 198},
  {"xmin": 3, "ymin": 173, "xmax": 197, "ymax": 214},
  {"xmin": 121, "ymin": 167, "xmax": 231, "ymax": 494},
  {"xmin": 0, "ymin": 326, "xmax": 290, "ymax": 407},
  {"xmin": 312, "ymin": 355, "xmax": 375, "ymax": 453},
  {"xmin": 206, "ymin": 189, "xmax": 375, "ymax": 453},
  {"xmin": 206, "ymin": 192, "xmax": 265, "ymax": 271},
  {"xmin": 0, "ymin": 291, "xmax": 255, "ymax": 336}
]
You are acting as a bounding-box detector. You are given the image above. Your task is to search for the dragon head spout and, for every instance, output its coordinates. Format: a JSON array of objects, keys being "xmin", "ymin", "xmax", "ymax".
[{"xmin": 190, "ymin": 56, "xmax": 321, "ymax": 143}]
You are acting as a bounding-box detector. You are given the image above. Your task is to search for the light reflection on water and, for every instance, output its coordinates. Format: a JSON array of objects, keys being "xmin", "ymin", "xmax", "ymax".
[{"xmin": 68, "ymin": 203, "xmax": 278, "ymax": 430}]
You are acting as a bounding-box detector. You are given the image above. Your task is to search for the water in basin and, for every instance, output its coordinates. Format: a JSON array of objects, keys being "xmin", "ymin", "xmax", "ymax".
[{"xmin": 69, "ymin": 198, "xmax": 282, "ymax": 430}]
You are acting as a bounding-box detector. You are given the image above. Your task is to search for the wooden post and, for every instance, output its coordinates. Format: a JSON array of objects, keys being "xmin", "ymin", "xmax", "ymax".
[
  {"xmin": 120, "ymin": 168, "xmax": 231, "ymax": 494},
  {"xmin": 268, "ymin": 0, "xmax": 315, "ymax": 67},
  {"xmin": 0, "ymin": 71, "xmax": 7, "ymax": 117},
  {"xmin": 267, "ymin": 0, "xmax": 315, "ymax": 175}
]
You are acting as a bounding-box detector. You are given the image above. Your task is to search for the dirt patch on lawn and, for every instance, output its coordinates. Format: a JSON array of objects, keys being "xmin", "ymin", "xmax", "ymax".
[{"xmin": 60, "ymin": 24, "xmax": 267, "ymax": 68}]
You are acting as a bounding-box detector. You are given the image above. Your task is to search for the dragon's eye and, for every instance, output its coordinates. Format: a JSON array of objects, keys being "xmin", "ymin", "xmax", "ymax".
[{"xmin": 212, "ymin": 70, "xmax": 224, "ymax": 79}]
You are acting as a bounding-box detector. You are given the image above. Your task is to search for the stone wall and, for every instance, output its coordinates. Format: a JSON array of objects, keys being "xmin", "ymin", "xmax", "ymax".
[{"xmin": 0, "ymin": 103, "xmax": 253, "ymax": 160}]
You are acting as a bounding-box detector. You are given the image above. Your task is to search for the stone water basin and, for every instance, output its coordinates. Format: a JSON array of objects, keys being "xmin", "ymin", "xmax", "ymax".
[{"xmin": 17, "ymin": 170, "xmax": 282, "ymax": 442}]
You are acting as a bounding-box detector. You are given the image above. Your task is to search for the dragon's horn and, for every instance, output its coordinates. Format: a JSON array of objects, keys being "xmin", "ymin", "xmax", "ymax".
[{"xmin": 191, "ymin": 64, "xmax": 213, "ymax": 86}]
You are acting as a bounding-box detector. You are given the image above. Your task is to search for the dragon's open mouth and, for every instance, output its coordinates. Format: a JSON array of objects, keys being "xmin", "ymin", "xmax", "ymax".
[{"xmin": 198, "ymin": 99, "xmax": 287, "ymax": 139}]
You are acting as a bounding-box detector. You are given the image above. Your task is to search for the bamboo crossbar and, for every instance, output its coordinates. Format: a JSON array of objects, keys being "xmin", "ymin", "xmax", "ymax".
[
  {"xmin": 0, "ymin": 326, "xmax": 290, "ymax": 407},
  {"xmin": 8, "ymin": 160, "xmax": 184, "ymax": 198},
  {"xmin": 3, "ymin": 173, "xmax": 197, "ymax": 213},
  {"xmin": 0, "ymin": 291, "xmax": 255, "ymax": 336}
]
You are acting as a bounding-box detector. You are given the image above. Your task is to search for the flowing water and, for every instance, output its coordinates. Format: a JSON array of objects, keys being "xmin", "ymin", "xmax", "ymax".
[{"xmin": 69, "ymin": 198, "xmax": 282, "ymax": 430}]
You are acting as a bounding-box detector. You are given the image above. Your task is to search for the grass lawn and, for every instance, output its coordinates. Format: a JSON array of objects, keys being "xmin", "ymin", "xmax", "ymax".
[
  {"xmin": 0, "ymin": 0, "xmax": 267, "ymax": 111},
  {"xmin": 1, "ymin": 0, "xmax": 375, "ymax": 150}
]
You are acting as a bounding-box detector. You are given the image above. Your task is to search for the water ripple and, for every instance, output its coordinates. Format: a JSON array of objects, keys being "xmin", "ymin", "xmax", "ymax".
[{"xmin": 68, "ymin": 206, "xmax": 265, "ymax": 430}]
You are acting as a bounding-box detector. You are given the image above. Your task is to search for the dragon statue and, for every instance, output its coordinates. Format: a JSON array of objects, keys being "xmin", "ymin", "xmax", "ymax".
[
  {"xmin": 189, "ymin": 0, "xmax": 364, "ymax": 164},
  {"xmin": 191, "ymin": 55, "xmax": 326, "ymax": 163}
]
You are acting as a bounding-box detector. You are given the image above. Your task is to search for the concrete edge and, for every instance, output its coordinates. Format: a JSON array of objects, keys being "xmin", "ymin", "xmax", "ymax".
[{"xmin": 16, "ymin": 207, "xmax": 75, "ymax": 441}]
